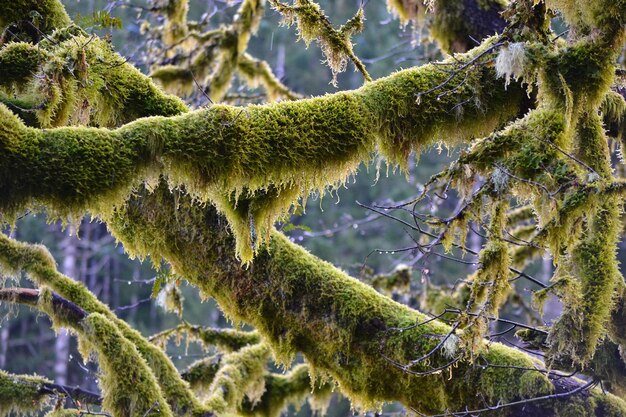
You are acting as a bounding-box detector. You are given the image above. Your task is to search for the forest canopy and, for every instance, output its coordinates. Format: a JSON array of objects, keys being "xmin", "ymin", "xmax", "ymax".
[{"xmin": 1, "ymin": 0, "xmax": 626, "ymax": 416}]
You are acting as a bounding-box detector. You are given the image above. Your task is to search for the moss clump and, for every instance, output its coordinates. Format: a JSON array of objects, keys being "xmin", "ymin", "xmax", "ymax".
[
  {"xmin": 82, "ymin": 313, "xmax": 174, "ymax": 417},
  {"xmin": 182, "ymin": 355, "xmax": 222, "ymax": 394},
  {"xmin": 0, "ymin": 0, "xmax": 71, "ymax": 42},
  {"xmin": 386, "ymin": 0, "xmax": 506, "ymax": 53},
  {"xmin": 0, "ymin": 42, "xmax": 45, "ymax": 88},
  {"xmin": 240, "ymin": 364, "xmax": 333, "ymax": 417},
  {"xmin": 272, "ymin": 0, "xmax": 370, "ymax": 84},
  {"xmin": 0, "ymin": 370, "xmax": 50, "ymax": 416}
]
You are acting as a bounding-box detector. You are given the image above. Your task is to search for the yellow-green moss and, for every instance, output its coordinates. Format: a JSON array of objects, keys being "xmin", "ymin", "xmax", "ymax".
[
  {"xmin": 239, "ymin": 364, "xmax": 333, "ymax": 417},
  {"xmin": 107, "ymin": 184, "xmax": 567, "ymax": 414},
  {"xmin": 0, "ymin": 0, "xmax": 71, "ymax": 42},
  {"xmin": 0, "ymin": 42, "xmax": 45, "ymax": 89},
  {"xmin": 204, "ymin": 343, "xmax": 270, "ymax": 413},
  {"xmin": 82, "ymin": 313, "xmax": 174, "ymax": 417},
  {"xmin": 151, "ymin": 323, "xmax": 260, "ymax": 352},
  {"xmin": 182, "ymin": 355, "xmax": 222, "ymax": 394},
  {"xmin": 0, "ymin": 233, "xmax": 202, "ymax": 415},
  {"xmin": 0, "ymin": 370, "xmax": 50, "ymax": 416},
  {"xmin": 0, "ymin": 42, "xmax": 525, "ymax": 261},
  {"xmin": 271, "ymin": 0, "xmax": 370, "ymax": 84}
]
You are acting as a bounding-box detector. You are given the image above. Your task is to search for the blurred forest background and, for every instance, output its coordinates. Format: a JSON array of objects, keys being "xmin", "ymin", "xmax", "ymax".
[{"xmin": 0, "ymin": 0, "xmax": 589, "ymax": 415}]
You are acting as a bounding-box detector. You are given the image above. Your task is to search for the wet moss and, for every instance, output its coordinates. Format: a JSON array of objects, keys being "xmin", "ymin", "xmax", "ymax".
[{"xmin": 0, "ymin": 43, "xmax": 525, "ymax": 262}]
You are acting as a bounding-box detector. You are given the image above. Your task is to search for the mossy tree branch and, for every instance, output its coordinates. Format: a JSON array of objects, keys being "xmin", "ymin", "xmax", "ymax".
[
  {"xmin": 106, "ymin": 183, "xmax": 626, "ymax": 415},
  {"xmin": 0, "ymin": 39, "xmax": 524, "ymax": 261}
]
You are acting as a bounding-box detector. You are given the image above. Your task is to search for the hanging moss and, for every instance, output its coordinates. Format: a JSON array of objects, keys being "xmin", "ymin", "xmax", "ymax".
[
  {"xmin": 156, "ymin": 281, "xmax": 185, "ymax": 318},
  {"xmin": 162, "ymin": 0, "xmax": 189, "ymax": 45},
  {"xmin": 239, "ymin": 364, "xmax": 333, "ymax": 417},
  {"xmin": 107, "ymin": 184, "xmax": 573, "ymax": 414},
  {"xmin": 0, "ymin": 35, "xmax": 187, "ymax": 129},
  {"xmin": 0, "ymin": 41, "xmax": 525, "ymax": 261},
  {"xmin": 549, "ymin": 197, "xmax": 622, "ymax": 366},
  {"xmin": 0, "ymin": 370, "xmax": 50, "ymax": 417},
  {"xmin": 151, "ymin": 323, "xmax": 260, "ymax": 352},
  {"xmin": 385, "ymin": 0, "xmax": 506, "ymax": 53},
  {"xmin": 271, "ymin": 0, "xmax": 370, "ymax": 84},
  {"xmin": 545, "ymin": 0, "xmax": 626, "ymax": 33}
]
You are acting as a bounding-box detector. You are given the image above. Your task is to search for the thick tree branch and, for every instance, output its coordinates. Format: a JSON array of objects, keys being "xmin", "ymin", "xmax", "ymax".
[
  {"xmin": 106, "ymin": 183, "xmax": 626, "ymax": 415},
  {"xmin": 0, "ymin": 38, "xmax": 524, "ymax": 261}
]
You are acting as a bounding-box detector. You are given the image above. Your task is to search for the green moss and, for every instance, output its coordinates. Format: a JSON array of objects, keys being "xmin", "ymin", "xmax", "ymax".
[
  {"xmin": 107, "ymin": 184, "xmax": 573, "ymax": 414},
  {"xmin": 550, "ymin": 196, "xmax": 622, "ymax": 366},
  {"xmin": 163, "ymin": 0, "xmax": 189, "ymax": 45},
  {"xmin": 151, "ymin": 323, "xmax": 260, "ymax": 352},
  {"xmin": 0, "ymin": 0, "xmax": 71, "ymax": 42},
  {"xmin": 540, "ymin": 40, "xmax": 620, "ymax": 112},
  {"xmin": 0, "ymin": 43, "xmax": 45, "ymax": 89},
  {"xmin": 370, "ymin": 264, "xmax": 412, "ymax": 295},
  {"xmin": 0, "ymin": 34, "xmax": 187, "ymax": 129},
  {"xmin": 0, "ymin": 233, "xmax": 202, "ymax": 415},
  {"xmin": 240, "ymin": 364, "xmax": 333, "ymax": 417},
  {"xmin": 0, "ymin": 39, "xmax": 525, "ymax": 261},
  {"xmin": 545, "ymin": 0, "xmax": 626, "ymax": 33},
  {"xmin": 81, "ymin": 313, "xmax": 174, "ymax": 417},
  {"xmin": 237, "ymin": 53, "xmax": 300, "ymax": 102},
  {"xmin": 0, "ymin": 370, "xmax": 50, "ymax": 416},
  {"xmin": 204, "ymin": 343, "xmax": 270, "ymax": 413},
  {"xmin": 272, "ymin": 0, "xmax": 370, "ymax": 84},
  {"xmin": 430, "ymin": 0, "xmax": 507, "ymax": 53},
  {"xmin": 182, "ymin": 355, "xmax": 222, "ymax": 394}
]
